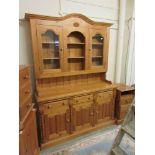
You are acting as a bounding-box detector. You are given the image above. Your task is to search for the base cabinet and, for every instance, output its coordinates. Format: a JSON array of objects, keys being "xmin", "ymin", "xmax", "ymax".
[
  {"xmin": 39, "ymin": 89, "xmax": 116, "ymax": 147},
  {"xmin": 40, "ymin": 100, "xmax": 71, "ymax": 143},
  {"xmin": 115, "ymin": 84, "xmax": 135, "ymax": 124}
]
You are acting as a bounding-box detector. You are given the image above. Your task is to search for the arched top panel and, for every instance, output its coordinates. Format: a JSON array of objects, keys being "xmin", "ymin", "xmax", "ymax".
[
  {"xmin": 67, "ymin": 31, "xmax": 85, "ymax": 43},
  {"xmin": 25, "ymin": 13, "xmax": 113, "ymax": 27}
]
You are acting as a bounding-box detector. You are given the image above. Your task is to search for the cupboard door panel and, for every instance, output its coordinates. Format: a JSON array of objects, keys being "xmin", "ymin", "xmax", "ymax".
[
  {"xmin": 40, "ymin": 100, "xmax": 70, "ymax": 142},
  {"xmin": 36, "ymin": 25, "xmax": 63, "ymax": 75},
  {"xmin": 94, "ymin": 90, "xmax": 114, "ymax": 125},
  {"xmin": 89, "ymin": 28, "xmax": 108, "ymax": 71},
  {"xmin": 71, "ymin": 96, "xmax": 94, "ymax": 132}
]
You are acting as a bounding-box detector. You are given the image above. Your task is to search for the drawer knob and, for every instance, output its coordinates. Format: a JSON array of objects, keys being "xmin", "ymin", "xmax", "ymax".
[
  {"xmin": 96, "ymin": 111, "xmax": 99, "ymax": 114},
  {"xmin": 66, "ymin": 119, "xmax": 70, "ymax": 122},
  {"xmin": 26, "ymin": 103, "xmax": 31, "ymax": 108},
  {"xmin": 23, "ymin": 74, "xmax": 29, "ymax": 79},
  {"xmin": 90, "ymin": 112, "xmax": 93, "ymax": 116},
  {"xmin": 25, "ymin": 89, "xmax": 30, "ymax": 94}
]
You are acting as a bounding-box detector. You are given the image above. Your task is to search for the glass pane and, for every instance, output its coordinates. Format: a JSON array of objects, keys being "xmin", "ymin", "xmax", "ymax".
[
  {"xmin": 92, "ymin": 33, "xmax": 104, "ymax": 66},
  {"xmin": 41, "ymin": 30, "xmax": 60, "ymax": 70}
]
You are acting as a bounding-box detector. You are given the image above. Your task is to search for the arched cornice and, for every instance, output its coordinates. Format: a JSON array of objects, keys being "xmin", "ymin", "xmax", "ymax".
[{"xmin": 25, "ymin": 13, "xmax": 113, "ymax": 27}]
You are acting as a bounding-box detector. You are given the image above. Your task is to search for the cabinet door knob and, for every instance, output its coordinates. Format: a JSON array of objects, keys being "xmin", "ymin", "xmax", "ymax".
[
  {"xmin": 90, "ymin": 112, "xmax": 93, "ymax": 116},
  {"xmin": 25, "ymin": 89, "xmax": 30, "ymax": 94},
  {"xmin": 23, "ymin": 74, "xmax": 29, "ymax": 79},
  {"xmin": 66, "ymin": 119, "xmax": 70, "ymax": 122},
  {"xmin": 96, "ymin": 111, "xmax": 99, "ymax": 114},
  {"xmin": 26, "ymin": 103, "xmax": 31, "ymax": 108}
]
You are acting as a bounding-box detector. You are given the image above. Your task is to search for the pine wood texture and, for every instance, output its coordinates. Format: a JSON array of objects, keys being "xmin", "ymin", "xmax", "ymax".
[
  {"xmin": 26, "ymin": 13, "xmax": 117, "ymax": 149},
  {"xmin": 19, "ymin": 66, "xmax": 32, "ymax": 124},
  {"xmin": 115, "ymin": 84, "xmax": 135, "ymax": 124},
  {"xmin": 27, "ymin": 13, "xmax": 110, "ymax": 78},
  {"xmin": 19, "ymin": 65, "xmax": 40, "ymax": 155}
]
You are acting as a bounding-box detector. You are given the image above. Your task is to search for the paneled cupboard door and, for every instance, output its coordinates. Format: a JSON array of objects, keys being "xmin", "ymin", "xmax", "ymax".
[
  {"xmin": 40, "ymin": 100, "xmax": 70, "ymax": 143},
  {"xmin": 36, "ymin": 25, "xmax": 63, "ymax": 75},
  {"xmin": 89, "ymin": 29, "xmax": 107, "ymax": 70}
]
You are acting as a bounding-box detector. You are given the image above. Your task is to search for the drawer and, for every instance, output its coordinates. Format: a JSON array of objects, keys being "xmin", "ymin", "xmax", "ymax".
[
  {"xmin": 41, "ymin": 100, "xmax": 69, "ymax": 115},
  {"xmin": 73, "ymin": 94, "xmax": 93, "ymax": 104},
  {"xmin": 19, "ymin": 81, "xmax": 31, "ymax": 104},
  {"xmin": 120, "ymin": 94, "xmax": 134, "ymax": 105},
  {"xmin": 95, "ymin": 90, "xmax": 113, "ymax": 104},
  {"xmin": 19, "ymin": 95, "xmax": 32, "ymax": 121},
  {"xmin": 19, "ymin": 67, "xmax": 30, "ymax": 87}
]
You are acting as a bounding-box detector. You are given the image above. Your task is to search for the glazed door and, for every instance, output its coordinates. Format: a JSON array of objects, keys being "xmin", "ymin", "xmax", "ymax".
[
  {"xmin": 39, "ymin": 100, "xmax": 70, "ymax": 143},
  {"xmin": 63, "ymin": 27, "xmax": 89, "ymax": 72},
  {"xmin": 70, "ymin": 94, "xmax": 94, "ymax": 132},
  {"xmin": 89, "ymin": 29, "xmax": 108, "ymax": 71},
  {"xmin": 37, "ymin": 25, "xmax": 63, "ymax": 76},
  {"xmin": 94, "ymin": 90, "xmax": 114, "ymax": 125}
]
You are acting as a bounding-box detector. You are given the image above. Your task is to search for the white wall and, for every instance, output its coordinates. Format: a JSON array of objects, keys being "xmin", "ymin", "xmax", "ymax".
[
  {"xmin": 19, "ymin": 0, "xmax": 134, "ymax": 86},
  {"xmin": 121, "ymin": 0, "xmax": 135, "ymax": 85}
]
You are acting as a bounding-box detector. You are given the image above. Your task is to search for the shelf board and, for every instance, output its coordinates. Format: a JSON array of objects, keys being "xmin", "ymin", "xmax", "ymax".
[
  {"xmin": 67, "ymin": 42, "xmax": 85, "ymax": 45},
  {"xmin": 92, "ymin": 56, "xmax": 103, "ymax": 58},
  {"xmin": 42, "ymin": 42, "xmax": 59, "ymax": 44},
  {"xmin": 43, "ymin": 57, "xmax": 60, "ymax": 60},
  {"xmin": 92, "ymin": 43, "xmax": 103, "ymax": 45},
  {"xmin": 68, "ymin": 57, "xmax": 85, "ymax": 59}
]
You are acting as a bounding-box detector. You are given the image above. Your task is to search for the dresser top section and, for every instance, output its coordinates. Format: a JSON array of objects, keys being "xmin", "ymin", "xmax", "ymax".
[
  {"xmin": 116, "ymin": 84, "xmax": 135, "ymax": 92},
  {"xmin": 19, "ymin": 65, "xmax": 29, "ymax": 71}
]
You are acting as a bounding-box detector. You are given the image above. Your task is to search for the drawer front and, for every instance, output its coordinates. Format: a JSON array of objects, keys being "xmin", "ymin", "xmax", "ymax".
[
  {"xmin": 19, "ymin": 95, "xmax": 32, "ymax": 121},
  {"xmin": 95, "ymin": 90, "xmax": 113, "ymax": 104},
  {"xmin": 120, "ymin": 94, "xmax": 134, "ymax": 105},
  {"xmin": 19, "ymin": 81, "xmax": 31, "ymax": 104},
  {"xmin": 19, "ymin": 67, "xmax": 30, "ymax": 87},
  {"xmin": 41, "ymin": 100, "xmax": 69, "ymax": 115},
  {"xmin": 72, "ymin": 94, "xmax": 93, "ymax": 105}
]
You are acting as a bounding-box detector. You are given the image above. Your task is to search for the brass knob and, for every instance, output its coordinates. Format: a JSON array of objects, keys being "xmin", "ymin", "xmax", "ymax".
[
  {"xmin": 26, "ymin": 103, "xmax": 31, "ymax": 108},
  {"xmin": 25, "ymin": 89, "xmax": 30, "ymax": 94},
  {"xmin": 66, "ymin": 119, "xmax": 70, "ymax": 122},
  {"xmin": 23, "ymin": 74, "xmax": 29, "ymax": 79},
  {"xmin": 90, "ymin": 112, "xmax": 93, "ymax": 116}
]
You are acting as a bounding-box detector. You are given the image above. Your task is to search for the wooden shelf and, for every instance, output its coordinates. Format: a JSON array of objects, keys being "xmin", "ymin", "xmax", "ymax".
[
  {"xmin": 42, "ymin": 42, "xmax": 59, "ymax": 44},
  {"xmin": 68, "ymin": 57, "xmax": 85, "ymax": 59},
  {"xmin": 67, "ymin": 42, "xmax": 85, "ymax": 45},
  {"xmin": 92, "ymin": 43, "xmax": 103, "ymax": 45},
  {"xmin": 92, "ymin": 56, "xmax": 103, "ymax": 58},
  {"xmin": 43, "ymin": 57, "xmax": 60, "ymax": 60}
]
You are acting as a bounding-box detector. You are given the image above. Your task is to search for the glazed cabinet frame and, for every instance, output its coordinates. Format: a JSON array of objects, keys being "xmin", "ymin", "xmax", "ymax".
[{"xmin": 28, "ymin": 14, "xmax": 112, "ymax": 78}]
